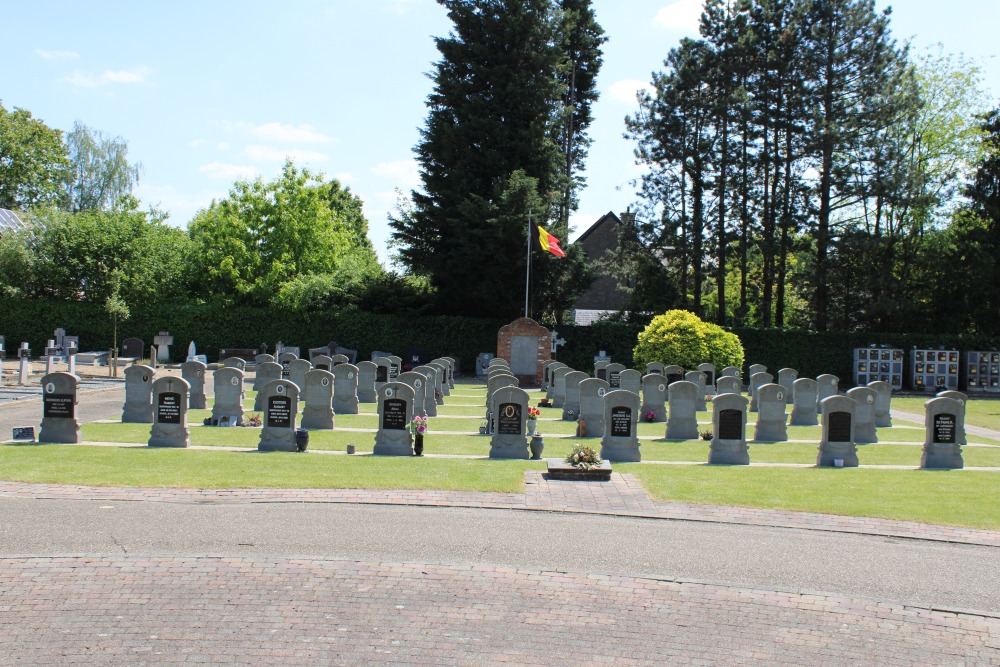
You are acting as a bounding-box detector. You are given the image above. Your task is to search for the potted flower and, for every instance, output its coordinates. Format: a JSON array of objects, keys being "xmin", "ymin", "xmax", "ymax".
[
  {"xmin": 644, "ymin": 410, "xmax": 656, "ymax": 423},
  {"xmin": 700, "ymin": 428, "xmax": 713, "ymax": 441},
  {"xmin": 526, "ymin": 406, "xmax": 540, "ymax": 435},
  {"xmin": 409, "ymin": 415, "xmax": 428, "ymax": 456}
]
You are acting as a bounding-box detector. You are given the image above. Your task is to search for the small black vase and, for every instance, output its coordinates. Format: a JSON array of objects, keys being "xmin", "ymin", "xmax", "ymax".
[{"xmin": 413, "ymin": 433, "xmax": 424, "ymax": 457}]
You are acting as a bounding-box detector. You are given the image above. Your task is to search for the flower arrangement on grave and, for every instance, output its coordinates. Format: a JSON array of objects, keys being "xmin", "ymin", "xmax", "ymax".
[
  {"xmin": 565, "ymin": 444, "xmax": 602, "ymax": 470},
  {"xmin": 700, "ymin": 428, "xmax": 713, "ymax": 441},
  {"xmin": 538, "ymin": 398, "xmax": 552, "ymax": 408},
  {"xmin": 242, "ymin": 413, "xmax": 262, "ymax": 427},
  {"xmin": 435, "ymin": 388, "xmax": 443, "ymax": 400},
  {"xmin": 526, "ymin": 406, "xmax": 540, "ymax": 435},
  {"xmin": 409, "ymin": 415, "xmax": 428, "ymax": 436},
  {"xmin": 644, "ymin": 410, "xmax": 656, "ymax": 422}
]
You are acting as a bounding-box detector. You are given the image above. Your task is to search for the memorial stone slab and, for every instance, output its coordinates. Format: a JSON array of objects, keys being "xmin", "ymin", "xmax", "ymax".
[
  {"xmin": 709, "ymin": 393, "xmax": 749, "ymax": 465},
  {"xmin": 387, "ymin": 356, "xmax": 402, "ymax": 379},
  {"xmin": 476, "ymin": 353, "xmax": 494, "ymax": 378},
  {"xmin": 698, "ymin": 363, "xmax": 717, "ymax": 394},
  {"xmin": 867, "ymin": 380, "xmax": 894, "ymax": 428},
  {"xmin": 308, "ymin": 347, "xmax": 331, "ymax": 362},
  {"xmin": 489, "ymin": 386, "xmax": 531, "ymax": 459},
  {"xmin": 594, "ymin": 359, "xmax": 610, "ymax": 381},
  {"xmin": 753, "ymin": 383, "xmax": 788, "ymax": 442},
  {"xmin": 122, "ymin": 337, "xmax": 144, "ymax": 360},
  {"xmin": 601, "ymin": 389, "xmax": 641, "ymax": 462},
  {"xmin": 300, "ymin": 369, "xmax": 335, "ymax": 430},
  {"xmin": 935, "ymin": 391, "xmax": 968, "ymax": 446},
  {"xmin": 443, "ymin": 356, "xmax": 457, "ymax": 388},
  {"xmin": 816, "ymin": 374, "xmax": 840, "ymax": 414},
  {"xmin": 373, "ymin": 382, "xmax": 415, "ymax": 456},
  {"xmin": 578, "ymin": 378, "xmax": 610, "ymax": 438},
  {"xmin": 222, "ymin": 357, "xmax": 246, "ymax": 373},
  {"xmin": 720, "ymin": 366, "xmax": 741, "ymax": 379},
  {"xmin": 252, "ymin": 354, "xmax": 275, "ymax": 390},
  {"xmin": 789, "ymin": 378, "xmax": 819, "ymax": 426},
  {"xmin": 331, "ymin": 363, "xmax": 360, "ymax": 415},
  {"xmin": 374, "ymin": 357, "xmax": 392, "ymax": 388},
  {"xmin": 664, "ymin": 365, "xmax": 685, "ymax": 387},
  {"xmin": 645, "ymin": 362, "xmax": 665, "ymax": 375},
  {"xmin": 121, "ymin": 364, "xmax": 156, "ymax": 424},
  {"xmin": 257, "ymin": 380, "xmax": 299, "ymax": 451},
  {"xmin": 777, "ymin": 368, "xmax": 798, "ymax": 405},
  {"xmin": 288, "ymin": 358, "xmax": 312, "ymax": 392},
  {"xmin": 550, "ymin": 366, "xmax": 572, "ymax": 409},
  {"xmin": 329, "ymin": 354, "xmax": 350, "ymax": 367},
  {"xmin": 920, "ymin": 397, "xmax": 965, "ymax": 469},
  {"xmin": 666, "ymin": 380, "xmax": 700, "ymax": 441},
  {"xmin": 428, "ymin": 361, "xmax": 450, "ymax": 397},
  {"xmin": 279, "ymin": 352, "xmax": 298, "ymax": 379},
  {"xmin": 312, "ymin": 355, "xmax": 334, "ymax": 372},
  {"xmin": 397, "ymin": 371, "xmax": 430, "ymax": 417},
  {"xmin": 685, "ymin": 370, "xmax": 708, "ymax": 412},
  {"xmin": 148, "ymin": 376, "xmax": 190, "ymax": 448},
  {"xmin": 334, "ymin": 347, "xmax": 358, "ymax": 365},
  {"xmin": 561, "ymin": 370, "xmax": 587, "ymax": 421},
  {"xmin": 357, "ymin": 361, "xmax": 378, "ymax": 403},
  {"xmin": 38, "ymin": 372, "xmax": 80, "ymax": 444},
  {"xmin": 486, "ymin": 373, "xmax": 519, "ymax": 414},
  {"xmin": 619, "ymin": 369, "xmax": 642, "ymax": 397},
  {"xmin": 748, "ymin": 372, "xmax": 774, "ymax": 412},
  {"xmin": 640, "ymin": 374, "xmax": 668, "ymax": 422},
  {"xmin": 408, "ymin": 367, "xmax": 438, "ymax": 417},
  {"xmin": 153, "ymin": 331, "xmax": 173, "ymax": 362},
  {"xmin": 715, "ymin": 376, "xmax": 742, "ymax": 396},
  {"xmin": 545, "ymin": 362, "xmax": 566, "ymax": 398},
  {"xmin": 181, "ymin": 360, "xmax": 208, "ymax": 410},
  {"xmin": 254, "ymin": 362, "xmax": 284, "ymax": 412},
  {"xmin": 605, "ymin": 363, "xmax": 626, "ymax": 389},
  {"xmin": 211, "ymin": 367, "xmax": 245, "ymax": 426},
  {"xmin": 846, "ymin": 387, "xmax": 878, "ymax": 444},
  {"xmin": 817, "ymin": 395, "xmax": 858, "ymax": 467},
  {"xmin": 749, "ymin": 364, "xmax": 767, "ymax": 377}
]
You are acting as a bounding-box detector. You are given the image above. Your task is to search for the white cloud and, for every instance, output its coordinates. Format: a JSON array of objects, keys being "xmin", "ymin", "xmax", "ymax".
[
  {"xmin": 334, "ymin": 172, "xmax": 355, "ymax": 184},
  {"xmin": 36, "ymin": 49, "xmax": 79, "ymax": 60},
  {"xmin": 189, "ymin": 139, "xmax": 206, "ymax": 148},
  {"xmin": 371, "ymin": 159, "xmax": 420, "ymax": 188},
  {"xmin": 609, "ymin": 79, "xmax": 650, "ymax": 105},
  {"xmin": 244, "ymin": 145, "xmax": 329, "ymax": 163},
  {"xmin": 63, "ymin": 65, "xmax": 151, "ymax": 88},
  {"xmin": 653, "ymin": 0, "xmax": 703, "ymax": 33},
  {"xmin": 197, "ymin": 162, "xmax": 259, "ymax": 180},
  {"xmin": 243, "ymin": 122, "xmax": 335, "ymax": 144},
  {"xmin": 217, "ymin": 142, "xmax": 230, "ymax": 151}
]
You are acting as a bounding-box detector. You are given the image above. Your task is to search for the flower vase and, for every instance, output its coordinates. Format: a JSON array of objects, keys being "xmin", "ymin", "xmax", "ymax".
[
  {"xmin": 526, "ymin": 419, "xmax": 537, "ymax": 435},
  {"xmin": 529, "ymin": 435, "xmax": 544, "ymax": 460},
  {"xmin": 413, "ymin": 432, "xmax": 424, "ymax": 457}
]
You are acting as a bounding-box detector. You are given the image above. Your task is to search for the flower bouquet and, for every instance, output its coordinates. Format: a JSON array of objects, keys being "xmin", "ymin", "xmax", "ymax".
[
  {"xmin": 565, "ymin": 444, "xmax": 602, "ymax": 470},
  {"xmin": 644, "ymin": 410, "xmax": 656, "ymax": 422}
]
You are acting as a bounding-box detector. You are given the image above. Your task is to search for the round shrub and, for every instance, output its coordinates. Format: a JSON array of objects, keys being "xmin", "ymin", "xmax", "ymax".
[{"xmin": 633, "ymin": 310, "xmax": 745, "ymax": 371}]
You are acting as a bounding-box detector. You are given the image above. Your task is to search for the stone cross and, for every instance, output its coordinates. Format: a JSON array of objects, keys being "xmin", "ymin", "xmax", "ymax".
[{"xmin": 153, "ymin": 331, "xmax": 173, "ymax": 362}]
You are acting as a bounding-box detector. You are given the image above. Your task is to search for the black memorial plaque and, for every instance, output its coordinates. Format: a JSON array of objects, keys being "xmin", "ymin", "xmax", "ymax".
[
  {"xmin": 666, "ymin": 373, "xmax": 682, "ymax": 386},
  {"xmin": 828, "ymin": 411, "xmax": 852, "ymax": 442},
  {"xmin": 703, "ymin": 371, "xmax": 715, "ymax": 386},
  {"xmin": 497, "ymin": 403, "xmax": 523, "ymax": 435},
  {"xmin": 933, "ymin": 413, "xmax": 956, "ymax": 444},
  {"xmin": 375, "ymin": 365, "xmax": 389, "ymax": 383},
  {"xmin": 382, "ymin": 398, "xmax": 407, "ymax": 430},
  {"xmin": 597, "ymin": 369, "xmax": 607, "ymax": 380},
  {"xmin": 157, "ymin": 392, "xmax": 182, "ymax": 424},
  {"xmin": 12, "ymin": 427, "xmax": 35, "ymax": 441},
  {"xmin": 267, "ymin": 395, "xmax": 292, "ymax": 428},
  {"xmin": 609, "ymin": 372, "xmax": 621, "ymax": 388},
  {"xmin": 389, "ymin": 365, "xmax": 399, "ymax": 379},
  {"xmin": 281, "ymin": 362, "xmax": 290, "ymax": 378},
  {"xmin": 610, "ymin": 406, "xmax": 632, "ymax": 437},
  {"xmin": 43, "ymin": 393, "xmax": 74, "ymax": 419},
  {"xmin": 718, "ymin": 409, "xmax": 743, "ymax": 440},
  {"xmin": 315, "ymin": 364, "xmax": 330, "ymax": 371}
]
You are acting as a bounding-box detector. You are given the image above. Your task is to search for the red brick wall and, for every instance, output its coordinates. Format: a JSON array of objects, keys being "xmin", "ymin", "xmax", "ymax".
[{"xmin": 496, "ymin": 318, "xmax": 551, "ymax": 388}]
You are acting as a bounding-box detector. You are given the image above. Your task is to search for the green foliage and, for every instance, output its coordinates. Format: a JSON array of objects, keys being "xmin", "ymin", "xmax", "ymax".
[
  {"xmin": 633, "ymin": 310, "xmax": 745, "ymax": 370},
  {"xmin": 63, "ymin": 121, "xmax": 143, "ymax": 212},
  {"xmin": 0, "ymin": 102, "xmax": 69, "ymax": 209}
]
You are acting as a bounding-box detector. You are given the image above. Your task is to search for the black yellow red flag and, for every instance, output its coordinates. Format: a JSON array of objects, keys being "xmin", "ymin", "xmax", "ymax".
[{"xmin": 535, "ymin": 224, "xmax": 566, "ymax": 258}]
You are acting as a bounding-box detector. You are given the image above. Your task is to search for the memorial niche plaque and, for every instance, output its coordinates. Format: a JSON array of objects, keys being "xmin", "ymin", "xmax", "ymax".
[
  {"xmin": 281, "ymin": 362, "xmax": 290, "ymax": 378},
  {"xmin": 718, "ymin": 409, "xmax": 742, "ymax": 440},
  {"xmin": 382, "ymin": 398, "xmax": 406, "ymax": 430},
  {"xmin": 666, "ymin": 373, "xmax": 683, "ymax": 386},
  {"xmin": 157, "ymin": 393, "xmax": 182, "ymax": 424},
  {"xmin": 704, "ymin": 372, "xmax": 715, "ymax": 386},
  {"xmin": 376, "ymin": 366, "xmax": 388, "ymax": 383},
  {"xmin": 597, "ymin": 369, "xmax": 607, "ymax": 380},
  {"xmin": 610, "ymin": 406, "xmax": 632, "ymax": 437},
  {"xmin": 497, "ymin": 403, "xmax": 522, "ymax": 435},
  {"xmin": 934, "ymin": 413, "xmax": 956, "ymax": 444},
  {"xmin": 43, "ymin": 394, "xmax": 74, "ymax": 419},
  {"xmin": 828, "ymin": 412, "xmax": 852, "ymax": 442},
  {"xmin": 267, "ymin": 395, "xmax": 292, "ymax": 428},
  {"xmin": 609, "ymin": 372, "xmax": 621, "ymax": 388}
]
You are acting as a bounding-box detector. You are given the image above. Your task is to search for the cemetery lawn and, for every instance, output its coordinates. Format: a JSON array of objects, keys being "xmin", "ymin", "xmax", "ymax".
[
  {"xmin": 622, "ymin": 465, "xmax": 1000, "ymax": 530},
  {"xmin": 894, "ymin": 397, "xmax": 1000, "ymax": 433}
]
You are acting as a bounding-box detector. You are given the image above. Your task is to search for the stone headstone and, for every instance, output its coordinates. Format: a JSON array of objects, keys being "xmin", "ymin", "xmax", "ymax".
[
  {"xmin": 561, "ymin": 370, "xmax": 587, "ymax": 421},
  {"xmin": 789, "ymin": 378, "xmax": 819, "ymax": 426},
  {"xmin": 374, "ymin": 357, "xmax": 392, "ymax": 387},
  {"xmin": 753, "ymin": 383, "xmax": 788, "ymax": 442},
  {"xmin": 329, "ymin": 354, "xmax": 350, "ymax": 367},
  {"xmin": 594, "ymin": 359, "xmax": 610, "ymax": 380},
  {"xmin": 619, "ymin": 369, "xmax": 642, "ymax": 397},
  {"xmin": 715, "ymin": 376, "xmax": 742, "ymax": 396},
  {"xmin": 288, "ymin": 358, "xmax": 312, "ymax": 392},
  {"xmin": 550, "ymin": 366, "xmax": 572, "ymax": 409},
  {"xmin": 181, "ymin": 360, "xmax": 208, "ymax": 410},
  {"xmin": 846, "ymin": 387, "xmax": 878, "ymax": 444},
  {"xmin": 222, "ymin": 357, "xmax": 246, "ymax": 373},
  {"xmin": 300, "ymin": 369, "xmax": 335, "ymax": 430},
  {"xmin": 935, "ymin": 391, "xmax": 968, "ymax": 446},
  {"xmin": 279, "ymin": 352, "xmax": 298, "ymax": 379},
  {"xmin": 387, "ymin": 355, "xmax": 402, "ymax": 379},
  {"xmin": 777, "ymin": 368, "xmax": 798, "ymax": 405},
  {"xmin": 748, "ymin": 372, "xmax": 774, "ymax": 412},
  {"xmin": 578, "ymin": 378, "xmax": 610, "ymax": 438},
  {"xmin": 211, "ymin": 367, "xmax": 245, "ymax": 426},
  {"xmin": 428, "ymin": 361, "xmax": 449, "ymax": 398},
  {"xmin": 488, "ymin": 358, "xmax": 508, "ymax": 368},
  {"xmin": 817, "ymin": 395, "xmax": 858, "ymax": 467},
  {"xmin": 489, "ymin": 386, "xmax": 531, "ymax": 459},
  {"xmin": 253, "ymin": 354, "xmax": 275, "ymax": 390},
  {"xmin": 373, "ymin": 382, "xmax": 415, "ymax": 456},
  {"xmin": 357, "ymin": 361, "xmax": 378, "ymax": 403},
  {"xmin": 153, "ymin": 331, "xmax": 173, "ymax": 362},
  {"xmin": 601, "ymin": 389, "xmax": 641, "ymax": 462},
  {"xmin": 748, "ymin": 364, "xmax": 767, "ymax": 377},
  {"xmin": 254, "ymin": 362, "xmax": 284, "ymax": 411},
  {"xmin": 544, "ymin": 362, "xmax": 566, "ymax": 398},
  {"xmin": 664, "ymin": 364, "xmax": 684, "ymax": 387},
  {"xmin": 486, "ymin": 373, "xmax": 519, "ymax": 413},
  {"xmin": 645, "ymin": 362, "xmax": 665, "ymax": 375},
  {"xmin": 605, "ymin": 363, "xmax": 626, "ymax": 389},
  {"xmin": 666, "ymin": 380, "xmax": 699, "ymax": 440},
  {"xmin": 258, "ymin": 380, "xmax": 299, "ymax": 451},
  {"xmin": 709, "ymin": 393, "xmax": 749, "ymax": 465},
  {"xmin": 816, "ymin": 374, "xmax": 839, "ymax": 414},
  {"xmin": 312, "ymin": 355, "xmax": 334, "ymax": 372},
  {"xmin": 867, "ymin": 380, "xmax": 893, "ymax": 428},
  {"xmin": 308, "ymin": 346, "xmax": 332, "ymax": 362},
  {"xmin": 920, "ymin": 397, "xmax": 965, "ymax": 469},
  {"xmin": 411, "ymin": 366, "xmax": 439, "ymax": 417},
  {"xmin": 149, "ymin": 376, "xmax": 190, "ymax": 448},
  {"xmin": 720, "ymin": 366, "xmax": 741, "ymax": 379},
  {"xmin": 476, "ymin": 353, "xmax": 495, "ymax": 378},
  {"xmin": 122, "ymin": 337, "xmax": 144, "ymax": 359},
  {"xmin": 334, "ymin": 347, "xmax": 358, "ymax": 365},
  {"xmin": 640, "ymin": 374, "xmax": 668, "ymax": 423},
  {"xmin": 38, "ymin": 372, "xmax": 80, "ymax": 443},
  {"xmin": 331, "ymin": 363, "xmax": 360, "ymax": 415},
  {"xmin": 121, "ymin": 365, "xmax": 155, "ymax": 423},
  {"xmin": 685, "ymin": 370, "xmax": 708, "ymax": 412},
  {"xmin": 697, "ymin": 363, "xmax": 716, "ymax": 394},
  {"xmin": 398, "ymin": 371, "xmax": 433, "ymax": 417}
]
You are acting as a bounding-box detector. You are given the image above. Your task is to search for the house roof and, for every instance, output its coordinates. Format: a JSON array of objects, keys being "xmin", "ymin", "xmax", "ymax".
[{"xmin": 575, "ymin": 210, "xmax": 620, "ymax": 246}]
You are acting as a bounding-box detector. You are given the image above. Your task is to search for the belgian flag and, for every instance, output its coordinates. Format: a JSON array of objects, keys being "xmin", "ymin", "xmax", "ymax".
[{"xmin": 535, "ymin": 224, "xmax": 566, "ymax": 258}]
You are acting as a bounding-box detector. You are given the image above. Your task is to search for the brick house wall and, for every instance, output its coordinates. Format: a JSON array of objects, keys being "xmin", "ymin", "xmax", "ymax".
[
  {"xmin": 572, "ymin": 211, "xmax": 632, "ymax": 312},
  {"xmin": 496, "ymin": 318, "xmax": 551, "ymax": 388}
]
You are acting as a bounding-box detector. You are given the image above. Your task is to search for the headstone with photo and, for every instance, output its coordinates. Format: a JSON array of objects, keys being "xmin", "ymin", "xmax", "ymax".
[
  {"xmin": 121, "ymin": 364, "xmax": 155, "ymax": 423},
  {"xmin": 373, "ymin": 382, "xmax": 415, "ymax": 456},
  {"xmin": 357, "ymin": 361, "xmax": 378, "ymax": 403},
  {"xmin": 789, "ymin": 378, "xmax": 819, "ymax": 426},
  {"xmin": 709, "ymin": 392, "xmax": 749, "ymax": 465},
  {"xmin": 720, "ymin": 366, "xmax": 741, "ymax": 379},
  {"xmin": 578, "ymin": 378, "xmax": 610, "ymax": 438},
  {"xmin": 288, "ymin": 358, "xmax": 312, "ymax": 392},
  {"xmin": 601, "ymin": 389, "xmax": 641, "ymax": 462},
  {"xmin": 332, "ymin": 363, "xmax": 360, "ymax": 415},
  {"xmin": 476, "ymin": 353, "xmax": 495, "ymax": 378},
  {"xmin": 38, "ymin": 372, "xmax": 80, "ymax": 444},
  {"xmin": 817, "ymin": 395, "xmax": 858, "ymax": 467},
  {"xmin": 398, "ymin": 371, "xmax": 433, "ymax": 417},
  {"xmin": 846, "ymin": 386, "xmax": 878, "ymax": 444},
  {"xmin": 410, "ymin": 366, "xmax": 439, "ymax": 417},
  {"xmin": 223, "ymin": 357, "xmax": 246, "ymax": 373},
  {"xmin": 664, "ymin": 364, "xmax": 684, "ymax": 387},
  {"xmin": 666, "ymin": 380, "xmax": 699, "ymax": 441},
  {"xmin": 254, "ymin": 362, "xmax": 283, "ymax": 411},
  {"xmin": 605, "ymin": 363, "xmax": 626, "ymax": 389},
  {"xmin": 561, "ymin": 370, "xmax": 587, "ymax": 421},
  {"xmin": 715, "ymin": 376, "xmax": 742, "ymax": 396},
  {"xmin": 550, "ymin": 365, "xmax": 572, "ymax": 409},
  {"xmin": 489, "ymin": 386, "xmax": 531, "ymax": 459},
  {"xmin": 618, "ymin": 369, "xmax": 642, "ymax": 397},
  {"xmin": 181, "ymin": 360, "xmax": 208, "ymax": 410},
  {"xmin": 300, "ymin": 369, "xmax": 335, "ymax": 430},
  {"xmin": 211, "ymin": 367, "xmax": 245, "ymax": 426},
  {"xmin": 920, "ymin": 396, "xmax": 964, "ymax": 469},
  {"xmin": 258, "ymin": 380, "xmax": 299, "ymax": 451},
  {"xmin": 777, "ymin": 368, "xmax": 798, "ymax": 405},
  {"xmin": 685, "ymin": 370, "xmax": 708, "ymax": 412},
  {"xmin": 148, "ymin": 376, "xmax": 190, "ymax": 448},
  {"xmin": 816, "ymin": 374, "xmax": 839, "ymax": 414},
  {"xmin": 640, "ymin": 374, "xmax": 668, "ymax": 423},
  {"xmin": 867, "ymin": 380, "xmax": 894, "ymax": 428},
  {"xmin": 748, "ymin": 372, "xmax": 774, "ymax": 412},
  {"xmin": 753, "ymin": 383, "xmax": 788, "ymax": 442}
]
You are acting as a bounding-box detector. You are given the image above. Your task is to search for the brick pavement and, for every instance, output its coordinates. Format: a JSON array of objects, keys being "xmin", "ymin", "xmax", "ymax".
[{"xmin": 0, "ymin": 555, "xmax": 997, "ymax": 666}]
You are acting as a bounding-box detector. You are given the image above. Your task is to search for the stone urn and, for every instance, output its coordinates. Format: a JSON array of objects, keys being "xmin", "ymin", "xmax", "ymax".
[
  {"xmin": 529, "ymin": 435, "xmax": 544, "ymax": 460},
  {"xmin": 526, "ymin": 419, "xmax": 538, "ymax": 435}
]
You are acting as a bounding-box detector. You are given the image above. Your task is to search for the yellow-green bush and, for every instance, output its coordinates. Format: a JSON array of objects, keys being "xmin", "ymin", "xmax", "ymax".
[{"xmin": 633, "ymin": 310, "xmax": 745, "ymax": 371}]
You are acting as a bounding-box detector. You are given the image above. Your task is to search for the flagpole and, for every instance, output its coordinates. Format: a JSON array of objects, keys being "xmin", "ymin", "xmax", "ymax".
[{"xmin": 524, "ymin": 210, "xmax": 531, "ymax": 319}]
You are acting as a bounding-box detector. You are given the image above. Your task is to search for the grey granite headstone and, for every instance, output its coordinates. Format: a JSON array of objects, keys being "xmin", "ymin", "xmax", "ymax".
[
  {"xmin": 211, "ymin": 366, "xmax": 245, "ymax": 426},
  {"xmin": 666, "ymin": 380, "xmax": 699, "ymax": 440},
  {"xmin": 698, "ymin": 363, "xmax": 716, "ymax": 395},
  {"xmin": 476, "ymin": 353, "xmax": 494, "ymax": 378},
  {"xmin": 288, "ymin": 358, "xmax": 312, "ymax": 393},
  {"xmin": 846, "ymin": 387, "xmax": 878, "ymax": 444},
  {"xmin": 664, "ymin": 364, "xmax": 684, "ymax": 387},
  {"xmin": 122, "ymin": 337, "xmax": 144, "ymax": 359},
  {"xmin": 551, "ymin": 366, "xmax": 572, "ymax": 409},
  {"xmin": 121, "ymin": 364, "xmax": 155, "ymax": 424},
  {"xmin": 258, "ymin": 380, "xmax": 299, "ymax": 451},
  {"xmin": 545, "ymin": 362, "xmax": 566, "ymax": 399},
  {"xmin": 374, "ymin": 357, "xmax": 392, "ymax": 388},
  {"xmin": 867, "ymin": 380, "xmax": 893, "ymax": 428},
  {"xmin": 442, "ymin": 356, "xmax": 457, "ymax": 388},
  {"xmin": 332, "ymin": 363, "xmax": 360, "ymax": 415},
  {"xmin": 753, "ymin": 383, "xmax": 788, "ymax": 442},
  {"xmin": 373, "ymin": 382, "xmax": 415, "ymax": 456},
  {"xmin": 920, "ymin": 397, "xmax": 964, "ymax": 469},
  {"xmin": 777, "ymin": 368, "xmax": 798, "ymax": 405},
  {"xmin": 645, "ymin": 362, "xmax": 665, "ymax": 375},
  {"xmin": 489, "ymin": 386, "xmax": 530, "ymax": 459},
  {"xmin": 715, "ymin": 376, "xmax": 742, "ymax": 396},
  {"xmin": 720, "ymin": 366, "xmax": 741, "ymax": 379},
  {"xmin": 935, "ymin": 391, "xmax": 968, "ymax": 446},
  {"xmin": 398, "ymin": 371, "xmax": 432, "ymax": 417},
  {"xmin": 308, "ymin": 346, "xmax": 332, "ymax": 362},
  {"xmin": 817, "ymin": 395, "xmax": 858, "ymax": 467},
  {"xmin": 357, "ymin": 361, "xmax": 378, "ymax": 403},
  {"xmin": 601, "ymin": 389, "xmax": 641, "ymax": 462},
  {"xmin": 685, "ymin": 370, "xmax": 708, "ymax": 412},
  {"xmin": 329, "ymin": 354, "xmax": 350, "ymax": 367},
  {"xmin": 181, "ymin": 360, "xmax": 207, "ymax": 410},
  {"xmin": 279, "ymin": 352, "xmax": 298, "ymax": 379},
  {"xmin": 789, "ymin": 378, "xmax": 819, "ymax": 426},
  {"xmin": 254, "ymin": 362, "xmax": 283, "ymax": 411},
  {"xmin": 594, "ymin": 359, "xmax": 610, "ymax": 380},
  {"xmin": 429, "ymin": 360, "xmax": 450, "ymax": 397},
  {"xmin": 300, "ymin": 369, "xmax": 335, "ymax": 430},
  {"xmin": 148, "ymin": 376, "xmax": 190, "ymax": 448},
  {"xmin": 387, "ymin": 356, "xmax": 402, "ymax": 379},
  {"xmin": 486, "ymin": 373, "xmax": 519, "ymax": 422},
  {"xmin": 222, "ymin": 357, "xmax": 246, "ymax": 373},
  {"xmin": 709, "ymin": 393, "xmax": 749, "ymax": 465},
  {"xmin": 749, "ymin": 364, "xmax": 767, "ymax": 377},
  {"xmin": 253, "ymin": 355, "xmax": 274, "ymax": 390},
  {"xmin": 748, "ymin": 372, "xmax": 774, "ymax": 412},
  {"xmin": 640, "ymin": 374, "xmax": 668, "ymax": 422},
  {"xmin": 425, "ymin": 362, "xmax": 446, "ymax": 404},
  {"xmin": 619, "ymin": 369, "xmax": 642, "ymax": 397},
  {"xmin": 605, "ymin": 363, "xmax": 626, "ymax": 389},
  {"xmin": 562, "ymin": 370, "xmax": 587, "ymax": 421},
  {"xmin": 816, "ymin": 374, "xmax": 839, "ymax": 414},
  {"xmin": 578, "ymin": 378, "xmax": 610, "ymax": 438},
  {"xmin": 38, "ymin": 372, "xmax": 80, "ymax": 443},
  {"xmin": 153, "ymin": 331, "xmax": 173, "ymax": 362},
  {"xmin": 541, "ymin": 359, "xmax": 559, "ymax": 390},
  {"xmin": 312, "ymin": 355, "xmax": 334, "ymax": 372},
  {"xmin": 411, "ymin": 366, "xmax": 439, "ymax": 417}
]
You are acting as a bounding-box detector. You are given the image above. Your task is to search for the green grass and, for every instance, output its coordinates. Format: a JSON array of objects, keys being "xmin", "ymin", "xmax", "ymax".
[{"xmin": 894, "ymin": 396, "xmax": 1000, "ymax": 432}]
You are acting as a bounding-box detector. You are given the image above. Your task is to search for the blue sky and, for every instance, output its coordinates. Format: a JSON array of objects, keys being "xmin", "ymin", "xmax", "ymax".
[{"xmin": 3, "ymin": 0, "xmax": 998, "ymax": 265}]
